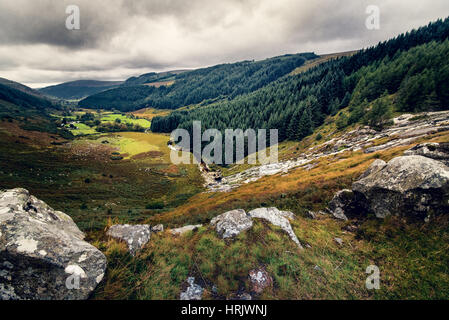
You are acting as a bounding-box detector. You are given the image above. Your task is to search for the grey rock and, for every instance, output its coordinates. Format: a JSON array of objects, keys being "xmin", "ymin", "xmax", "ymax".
[
  {"xmin": 170, "ymin": 224, "xmax": 202, "ymax": 236},
  {"xmin": 248, "ymin": 268, "xmax": 273, "ymax": 294},
  {"xmin": 358, "ymin": 159, "xmax": 386, "ymax": 180},
  {"xmin": 334, "ymin": 237, "xmax": 344, "ymax": 246},
  {"xmin": 234, "ymin": 292, "xmax": 252, "ymax": 300},
  {"xmin": 353, "ymin": 155, "xmax": 449, "ymax": 220},
  {"xmin": 404, "ymin": 142, "xmax": 449, "ymax": 166},
  {"xmin": 0, "ymin": 188, "xmax": 106, "ymax": 300},
  {"xmin": 248, "ymin": 207, "xmax": 303, "ymax": 249},
  {"xmin": 106, "ymin": 224, "xmax": 151, "ymax": 255},
  {"xmin": 306, "ymin": 210, "xmax": 316, "ymax": 219},
  {"xmin": 180, "ymin": 277, "xmax": 203, "ymax": 300},
  {"xmin": 151, "ymin": 224, "xmax": 164, "ymax": 233},
  {"xmin": 210, "ymin": 209, "xmax": 253, "ymax": 239}
]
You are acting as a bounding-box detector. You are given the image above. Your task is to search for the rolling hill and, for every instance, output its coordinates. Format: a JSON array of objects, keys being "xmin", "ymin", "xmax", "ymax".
[
  {"xmin": 39, "ymin": 80, "xmax": 124, "ymax": 100},
  {"xmin": 78, "ymin": 53, "xmax": 318, "ymax": 111}
]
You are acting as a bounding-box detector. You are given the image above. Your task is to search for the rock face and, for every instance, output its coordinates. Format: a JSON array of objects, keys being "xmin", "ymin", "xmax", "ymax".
[
  {"xmin": 327, "ymin": 189, "xmax": 368, "ymax": 220},
  {"xmin": 248, "ymin": 208, "xmax": 302, "ymax": 248},
  {"xmin": 352, "ymin": 155, "xmax": 449, "ymax": 219},
  {"xmin": 210, "ymin": 209, "xmax": 253, "ymax": 239},
  {"xmin": 328, "ymin": 156, "xmax": 449, "ymax": 221},
  {"xmin": 404, "ymin": 142, "xmax": 449, "ymax": 166},
  {"xmin": 0, "ymin": 188, "xmax": 106, "ymax": 300},
  {"xmin": 170, "ymin": 224, "xmax": 202, "ymax": 236},
  {"xmin": 106, "ymin": 224, "xmax": 151, "ymax": 255},
  {"xmin": 210, "ymin": 208, "xmax": 302, "ymax": 248},
  {"xmin": 248, "ymin": 268, "xmax": 273, "ymax": 294},
  {"xmin": 180, "ymin": 277, "xmax": 203, "ymax": 300}
]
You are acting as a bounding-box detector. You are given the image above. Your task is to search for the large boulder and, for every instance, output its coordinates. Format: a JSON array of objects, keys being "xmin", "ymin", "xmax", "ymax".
[
  {"xmin": 106, "ymin": 224, "xmax": 151, "ymax": 256},
  {"xmin": 0, "ymin": 188, "xmax": 106, "ymax": 300},
  {"xmin": 210, "ymin": 209, "xmax": 253, "ymax": 239},
  {"xmin": 248, "ymin": 207, "xmax": 302, "ymax": 248},
  {"xmin": 404, "ymin": 142, "xmax": 449, "ymax": 166},
  {"xmin": 352, "ymin": 156, "xmax": 449, "ymax": 219}
]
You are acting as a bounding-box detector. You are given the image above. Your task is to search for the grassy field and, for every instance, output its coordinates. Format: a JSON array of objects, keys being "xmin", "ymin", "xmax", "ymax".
[
  {"xmin": 130, "ymin": 107, "xmax": 172, "ymax": 120},
  {"xmin": 0, "ymin": 119, "xmax": 204, "ymax": 231},
  {"xmin": 99, "ymin": 113, "xmax": 151, "ymax": 128}
]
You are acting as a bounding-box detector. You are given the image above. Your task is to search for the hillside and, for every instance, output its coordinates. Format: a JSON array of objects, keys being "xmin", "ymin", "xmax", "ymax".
[
  {"xmin": 78, "ymin": 53, "xmax": 317, "ymax": 111},
  {"xmin": 151, "ymin": 18, "xmax": 449, "ymax": 149},
  {"xmin": 1, "ymin": 16, "xmax": 449, "ymax": 302},
  {"xmin": 0, "ymin": 77, "xmax": 73, "ymax": 138},
  {"xmin": 39, "ymin": 80, "xmax": 124, "ymax": 100}
]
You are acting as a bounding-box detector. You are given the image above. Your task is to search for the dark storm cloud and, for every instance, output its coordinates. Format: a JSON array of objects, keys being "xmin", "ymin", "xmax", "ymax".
[{"xmin": 0, "ymin": 0, "xmax": 448, "ymax": 87}]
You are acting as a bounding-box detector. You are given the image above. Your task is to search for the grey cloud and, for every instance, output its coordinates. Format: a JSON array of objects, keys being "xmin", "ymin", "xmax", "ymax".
[{"xmin": 0, "ymin": 0, "xmax": 448, "ymax": 87}]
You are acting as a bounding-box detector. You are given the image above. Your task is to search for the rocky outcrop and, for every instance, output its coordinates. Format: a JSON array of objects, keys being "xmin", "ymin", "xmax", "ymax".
[
  {"xmin": 352, "ymin": 155, "xmax": 449, "ymax": 220},
  {"xmin": 180, "ymin": 277, "xmax": 203, "ymax": 300},
  {"xmin": 0, "ymin": 188, "xmax": 106, "ymax": 300},
  {"xmin": 211, "ymin": 208, "xmax": 302, "ymax": 248},
  {"xmin": 210, "ymin": 209, "xmax": 253, "ymax": 239},
  {"xmin": 170, "ymin": 224, "xmax": 202, "ymax": 236},
  {"xmin": 106, "ymin": 224, "xmax": 151, "ymax": 255},
  {"xmin": 404, "ymin": 142, "xmax": 449, "ymax": 165},
  {"xmin": 328, "ymin": 155, "xmax": 449, "ymax": 221},
  {"xmin": 205, "ymin": 111, "xmax": 449, "ymax": 193}
]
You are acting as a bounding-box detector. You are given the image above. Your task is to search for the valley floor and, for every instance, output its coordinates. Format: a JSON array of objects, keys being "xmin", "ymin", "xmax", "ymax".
[{"xmin": 1, "ymin": 109, "xmax": 448, "ymax": 300}]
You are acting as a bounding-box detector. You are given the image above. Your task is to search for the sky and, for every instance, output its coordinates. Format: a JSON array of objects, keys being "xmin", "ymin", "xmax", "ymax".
[{"xmin": 0, "ymin": 0, "xmax": 448, "ymax": 88}]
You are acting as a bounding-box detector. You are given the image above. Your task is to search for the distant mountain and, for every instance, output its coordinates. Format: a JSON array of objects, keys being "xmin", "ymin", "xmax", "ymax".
[
  {"xmin": 0, "ymin": 77, "xmax": 73, "ymax": 138},
  {"xmin": 78, "ymin": 53, "xmax": 317, "ymax": 111},
  {"xmin": 39, "ymin": 80, "xmax": 124, "ymax": 100},
  {"xmin": 0, "ymin": 77, "xmax": 49, "ymax": 100},
  {"xmin": 123, "ymin": 70, "xmax": 189, "ymax": 86},
  {"xmin": 0, "ymin": 78, "xmax": 56, "ymax": 111}
]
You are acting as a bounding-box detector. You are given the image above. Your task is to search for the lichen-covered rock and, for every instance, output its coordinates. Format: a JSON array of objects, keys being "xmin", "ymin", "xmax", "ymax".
[
  {"xmin": 210, "ymin": 209, "xmax": 253, "ymax": 239},
  {"xmin": 248, "ymin": 268, "xmax": 273, "ymax": 294},
  {"xmin": 404, "ymin": 142, "xmax": 449, "ymax": 165},
  {"xmin": 170, "ymin": 224, "xmax": 202, "ymax": 236},
  {"xmin": 352, "ymin": 155, "xmax": 449, "ymax": 219},
  {"xmin": 0, "ymin": 188, "xmax": 106, "ymax": 300},
  {"xmin": 106, "ymin": 224, "xmax": 151, "ymax": 255},
  {"xmin": 151, "ymin": 224, "xmax": 164, "ymax": 233},
  {"xmin": 180, "ymin": 277, "xmax": 203, "ymax": 300},
  {"xmin": 248, "ymin": 207, "xmax": 302, "ymax": 249}
]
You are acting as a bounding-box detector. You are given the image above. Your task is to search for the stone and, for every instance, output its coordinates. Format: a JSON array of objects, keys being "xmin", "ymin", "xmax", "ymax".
[
  {"xmin": 106, "ymin": 224, "xmax": 151, "ymax": 255},
  {"xmin": 210, "ymin": 209, "xmax": 253, "ymax": 239},
  {"xmin": 170, "ymin": 224, "xmax": 202, "ymax": 236},
  {"xmin": 358, "ymin": 159, "xmax": 386, "ymax": 180},
  {"xmin": 404, "ymin": 142, "xmax": 449, "ymax": 166},
  {"xmin": 248, "ymin": 268, "xmax": 273, "ymax": 294},
  {"xmin": 152, "ymin": 224, "xmax": 164, "ymax": 233},
  {"xmin": 248, "ymin": 207, "xmax": 303, "ymax": 249},
  {"xmin": 180, "ymin": 277, "xmax": 203, "ymax": 300},
  {"xmin": 352, "ymin": 155, "xmax": 449, "ymax": 220},
  {"xmin": 306, "ymin": 210, "xmax": 316, "ymax": 219},
  {"xmin": 0, "ymin": 188, "xmax": 106, "ymax": 300},
  {"xmin": 334, "ymin": 237, "xmax": 344, "ymax": 246}
]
